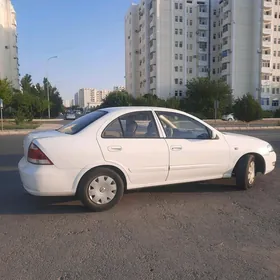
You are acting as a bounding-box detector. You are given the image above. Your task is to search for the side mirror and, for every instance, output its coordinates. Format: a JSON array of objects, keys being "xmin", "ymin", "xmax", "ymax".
[{"xmin": 211, "ymin": 130, "xmax": 219, "ymax": 139}]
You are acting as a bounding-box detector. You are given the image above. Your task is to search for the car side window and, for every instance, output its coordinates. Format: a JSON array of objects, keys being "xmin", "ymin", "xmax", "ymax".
[
  {"xmin": 102, "ymin": 111, "xmax": 160, "ymax": 139},
  {"xmin": 155, "ymin": 111, "xmax": 210, "ymax": 139}
]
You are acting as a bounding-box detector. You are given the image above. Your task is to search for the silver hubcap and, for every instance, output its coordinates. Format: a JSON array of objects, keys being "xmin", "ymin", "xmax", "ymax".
[
  {"xmin": 88, "ymin": 176, "xmax": 117, "ymax": 205},
  {"xmin": 248, "ymin": 161, "xmax": 255, "ymax": 185}
]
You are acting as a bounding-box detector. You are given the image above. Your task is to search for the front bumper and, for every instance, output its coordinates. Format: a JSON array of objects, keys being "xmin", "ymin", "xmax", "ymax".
[{"xmin": 264, "ymin": 151, "xmax": 277, "ymax": 174}]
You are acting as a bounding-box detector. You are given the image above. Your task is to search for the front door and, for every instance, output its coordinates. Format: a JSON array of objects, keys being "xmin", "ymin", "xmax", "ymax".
[
  {"xmin": 155, "ymin": 111, "xmax": 230, "ymax": 183},
  {"xmin": 97, "ymin": 110, "xmax": 169, "ymax": 186}
]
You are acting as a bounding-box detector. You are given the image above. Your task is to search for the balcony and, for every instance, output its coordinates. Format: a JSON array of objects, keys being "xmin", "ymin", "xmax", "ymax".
[
  {"xmin": 264, "ymin": 0, "xmax": 273, "ymax": 8},
  {"xmin": 262, "ymin": 54, "xmax": 271, "ymax": 60},
  {"xmin": 223, "ymin": 2, "xmax": 230, "ymax": 13},
  {"xmin": 198, "ymin": 24, "xmax": 208, "ymax": 30},
  {"xmin": 150, "ymin": 54, "xmax": 156, "ymax": 65},
  {"xmin": 198, "ymin": 60, "xmax": 208, "ymax": 66},
  {"xmin": 222, "ymin": 30, "xmax": 230, "ymax": 38},
  {"xmin": 222, "ymin": 43, "xmax": 230, "ymax": 52},
  {"xmin": 263, "ymin": 14, "xmax": 272, "ymax": 21},
  {"xmin": 149, "ymin": 6, "xmax": 154, "ymax": 16},
  {"xmin": 197, "ymin": 36, "xmax": 208, "ymax": 42},
  {"xmin": 199, "ymin": 11, "xmax": 208, "ymax": 18},
  {"xmin": 263, "ymin": 28, "xmax": 272, "ymax": 35},
  {"xmin": 150, "ymin": 31, "xmax": 156, "ymax": 41},
  {"xmin": 150, "ymin": 17, "xmax": 155, "ymax": 28},
  {"xmin": 150, "ymin": 43, "xmax": 156, "ymax": 53},
  {"xmin": 150, "ymin": 78, "xmax": 156, "ymax": 89},
  {"xmin": 223, "ymin": 16, "xmax": 231, "ymax": 26},
  {"xmin": 263, "ymin": 40, "xmax": 271, "ymax": 48},
  {"xmin": 221, "ymin": 67, "xmax": 230, "ymax": 76},
  {"xmin": 199, "ymin": 48, "xmax": 207, "ymax": 53},
  {"xmin": 150, "ymin": 67, "xmax": 156, "ymax": 77},
  {"xmin": 222, "ymin": 54, "xmax": 230, "ymax": 63},
  {"xmin": 261, "ymin": 67, "xmax": 272, "ymax": 74}
]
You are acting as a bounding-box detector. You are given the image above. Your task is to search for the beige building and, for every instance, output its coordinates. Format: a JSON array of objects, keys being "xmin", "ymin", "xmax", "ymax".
[
  {"xmin": 78, "ymin": 88, "xmax": 110, "ymax": 108},
  {"xmin": 0, "ymin": 0, "xmax": 19, "ymax": 89}
]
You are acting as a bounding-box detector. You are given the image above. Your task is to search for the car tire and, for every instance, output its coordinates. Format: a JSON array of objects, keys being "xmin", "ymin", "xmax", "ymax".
[
  {"xmin": 235, "ymin": 154, "xmax": 256, "ymax": 190},
  {"xmin": 77, "ymin": 167, "xmax": 124, "ymax": 212}
]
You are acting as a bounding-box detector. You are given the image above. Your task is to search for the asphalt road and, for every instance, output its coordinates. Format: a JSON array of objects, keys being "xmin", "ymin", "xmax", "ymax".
[{"xmin": 0, "ymin": 130, "xmax": 280, "ymax": 280}]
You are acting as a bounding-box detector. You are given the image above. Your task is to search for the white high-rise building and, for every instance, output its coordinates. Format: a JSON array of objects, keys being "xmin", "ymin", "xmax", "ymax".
[
  {"xmin": 125, "ymin": 0, "xmax": 280, "ymax": 111},
  {"xmin": 210, "ymin": 0, "xmax": 263, "ymax": 101},
  {"xmin": 0, "ymin": 0, "xmax": 19, "ymax": 89},
  {"xmin": 125, "ymin": 0, "xmax": 210, "ymax": 99},
  {"xmin": 78, "ymin": 88, "xmax": 110, "ymax": 108}
]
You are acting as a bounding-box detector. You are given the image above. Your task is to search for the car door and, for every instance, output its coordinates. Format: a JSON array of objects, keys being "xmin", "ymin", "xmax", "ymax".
[
  {"xmin": 155, "ymin": 111, "xmax": 230, "ymax": 183},
  {"xmin": 97, "ymin": 110, "xmax": 169, "ymax": 186}
]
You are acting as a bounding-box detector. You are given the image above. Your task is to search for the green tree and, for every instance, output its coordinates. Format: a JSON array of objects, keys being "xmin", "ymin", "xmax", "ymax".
[
  {"xmin": 100, "ymin": 91, "xmax": 133, "ymax": 108},
  {"xmin": 11, "ymin": 93, "xmax": 34, "ymax": 123},
  {"xmin": 183, "ymin": 77, "xmax": 232, "ymax": 118},
  {"xmin": 233, "ymin": 93, "xmax": 263, "ymax": 123},
  {"xmin": 0, "ymin": 78, "xmax": 13, "ymax": 107}
]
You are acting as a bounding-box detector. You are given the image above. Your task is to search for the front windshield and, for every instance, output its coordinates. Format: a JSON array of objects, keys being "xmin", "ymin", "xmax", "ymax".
[{"xmin": 58, "ymin": 110, "xmax": 107, "ymax": 135}]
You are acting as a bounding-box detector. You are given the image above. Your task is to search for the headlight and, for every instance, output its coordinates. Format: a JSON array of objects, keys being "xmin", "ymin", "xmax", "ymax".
[{"xmin": 267, "ymin": 144, "xmax": 274, "ymax": 153}]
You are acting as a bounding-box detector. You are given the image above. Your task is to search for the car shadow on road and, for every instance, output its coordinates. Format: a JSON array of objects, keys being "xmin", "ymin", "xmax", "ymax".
[{"xmin": 0, "ymin": 169, "xmax": 240, "ymax": 215}]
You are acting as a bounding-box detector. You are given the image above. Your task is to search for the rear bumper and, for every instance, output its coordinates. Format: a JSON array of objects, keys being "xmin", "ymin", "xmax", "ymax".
[
  {"xmin": 18, "ymin": 157, "xmax": 77, "ymax": 196},
  {"xmin": 264, "ymin": 151, "xmax": 277, "ymax": 174}
]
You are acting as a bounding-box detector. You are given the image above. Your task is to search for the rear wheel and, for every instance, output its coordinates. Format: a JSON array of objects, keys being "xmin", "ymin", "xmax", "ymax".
[
  {"xmin": 78, "ymin": 168, "xmax": 124, "ymax": 212},
  {"xmin": 235, "ymin": 155, "xmax": 256, "ymax": 190}
]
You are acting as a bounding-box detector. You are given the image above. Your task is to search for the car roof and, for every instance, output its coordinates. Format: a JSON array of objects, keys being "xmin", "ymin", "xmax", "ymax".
[{"xmin": 100, "ymin": 106, "xmax": 183, "ymax": 114}]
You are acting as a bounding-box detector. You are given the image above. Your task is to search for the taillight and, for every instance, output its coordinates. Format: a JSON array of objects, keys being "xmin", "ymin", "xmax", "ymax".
[{"xmin": 27, "ymin": 143, "xmax": 53, "ymax": 165}]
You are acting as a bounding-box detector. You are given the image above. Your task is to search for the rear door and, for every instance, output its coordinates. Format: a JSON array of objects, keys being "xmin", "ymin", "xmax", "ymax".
[{"xmin": 97, "ymin": 110, "xmax": 169, "ymax": 186}]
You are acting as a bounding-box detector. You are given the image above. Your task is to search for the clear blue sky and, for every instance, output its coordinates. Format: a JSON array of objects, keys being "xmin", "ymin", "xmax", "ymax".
[{"xmin": 12, "ymin": 0, "xmax": 133, "ymax": 100}]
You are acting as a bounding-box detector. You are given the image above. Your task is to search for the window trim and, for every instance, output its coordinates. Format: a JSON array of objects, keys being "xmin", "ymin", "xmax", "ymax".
[
  {"xmin": 101, "ymin": 111, "xmax": 161, "ymax": 139},
  {"xmin": 155, "ymin": 111, "xmax": 212, "ymax": 140}
]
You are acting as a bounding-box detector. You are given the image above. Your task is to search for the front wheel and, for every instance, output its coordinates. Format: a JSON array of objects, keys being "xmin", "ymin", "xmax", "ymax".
[
  {"xmin": 235, "ymin": 155, "xmax": 256, "ymax": 190},
  {"xmin": 77, "ymin": 168, "xmax": 124, "ymax": 212}
]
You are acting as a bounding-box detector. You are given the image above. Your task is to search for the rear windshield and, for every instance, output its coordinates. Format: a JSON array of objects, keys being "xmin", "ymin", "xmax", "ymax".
[{"xmin": 58, "ymin": 110, "xmax": 107, "ymax": 135}]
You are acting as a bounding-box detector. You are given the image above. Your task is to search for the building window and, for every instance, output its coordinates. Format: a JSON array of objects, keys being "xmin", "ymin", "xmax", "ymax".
[
  {"xmin": 175, "ymin": 78, "xmax": 178, "ymax": 84},
  {"xmin": 277, "ymin": 88, "xmax": 280, "ymax": 94},
  {"xmin": 278, "ymin": 63, "xmax": 280, "ymax": 69},
  {"xmin": 179, "ymin": 29, "xmax": 183, "ymax": 35},
  {"xmin": 175, "ymin": 16, "xmax": 178, "ymax": 22},
  {"xmin": 213, "ymin": 9, "xmax": 216, "ymax": 15},
  {"xmin": 175, "ymin": 90, "xmax": 178, "ymax": 96},
  {"xmin": 275, "ymin": 12, "xmax": 278, "ymax": 19},
  {"xmin": 175, "ymin": 28, "xmax": 178, "ymax": 34},
  {"xmin": 190, "ymin": 32, "xmax": 193, "ymax": 38},
  {"xmin": 273, "ymin": 88, "xmax": 276, "ymax": 94},
  {"xmin": 261, "ymin": 98, "xmax": 269, "ymax": 106},
  {"xmin": 189, "ymin": 20, "xmax": 192, "ymax": 25},
  {"xmin": 213, "ymin": 45, "xmax": 216, "ymax": 51},
  {"xmin": 189, "ymin": 56, "xmax": 192, "ymax": 62},
  {"xmin": 278, "ymin": 38, "xmax": 280, "ymax": 44},
  {"xmin": 274, "ymin": 51, "xmax": 277, "ymax": 56},
  {"xmin": 213, "ymin": 34, "xmax": 216, "ymax": 39},
  {"xmin": 274, "ymin": 25, "xmax": 277, "ymax": 31},
  {"xmin": 180, "ymin": 54, "xmax": 183, "ymax": 60},
  {"xmin": 213, "ymin": 69, "xmax": 216, "ymax": 74},
  {"xmin": 272, "ymin": 100, "xmax": 279, "ymax": 106},
  {"xmin": 175, "ymin": 3, "xmax": 178, "ymax": 9},
  {"xmin": 274, "ymin": 38, "xmax": 277, "ymax": 44},
  {"xmin": 278, "ymin": 25, "xmax": 280, "ymax": 31},
  {"xmin": 190, "ymin": 7, "xmax": 192, "ymax": 13},
  {"xmin": 180, "ymin": 16, "xmax": 183, "ymax": 22},
  {"xmin": 175, "ymin": 41, "xmax": 178, "ymax": 47},
  {"xmin": 213, "ymin": 57, "xmax": 215, "ymax": 63},
  {"xmin": 273, "ymin": 63, "xmax": 276, "ymax": 69},
  {"xmin": 175, "ymin": 54, "xmax": 178, "ymax": 60},
  {"xmin": 179, "ymin": 91, "xmax": 182, "ymax": 96},
  {"xmin": 273, "ymin": 76, "xmax": 276, "ymax": 81},
  {"xmin": 175, "ymin": 66, "xmax": 178, "ymax": 72},
  {"xmin": 180, "ymin": 66, "xmax": 183, "ymax": 72},
  {"xmin": 213, "ymin": 22, "xmax": 216, "ymax": 28},
  {"xmin": 179, "ymin": 41, "xmax": 183, "ymax": 47},
  {"xmin": 189, "ymin": 44, "xmax": 192, "ymax": 50},
  {"xmin": 189, "ymin": 68, "xmax": 192, "ymax": 74},
  {"xmin": 179, "ymin": 3, "xmax": 183, "ymax": 9}
]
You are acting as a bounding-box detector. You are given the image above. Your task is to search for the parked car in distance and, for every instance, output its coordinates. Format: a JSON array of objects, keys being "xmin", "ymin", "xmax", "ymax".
[
  {"xmin": 65, "ymin": 112, "xmax": 76, "ymax": 120},
  {"xmin": 18, "ymin": 107, "xmax": 276, "ymax": 212},
  {"xmin": 222, "ymin": 113, "xmax": 235, "ymax": 121}
]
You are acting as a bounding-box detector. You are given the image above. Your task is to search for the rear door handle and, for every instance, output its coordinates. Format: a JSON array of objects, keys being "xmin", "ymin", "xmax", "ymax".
[
  {"xmin": 108, "ymin": 146, "xmax": 122, "ymax": 152},
  {"xmin": 171, "ymin": 145, "xmax": 182, "ymax": 151}
]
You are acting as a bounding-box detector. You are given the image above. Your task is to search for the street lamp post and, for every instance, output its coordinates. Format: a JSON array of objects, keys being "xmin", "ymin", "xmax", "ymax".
[{"xmin": 46, "ymin": 56, "xmax": 58, "ymax": 119}]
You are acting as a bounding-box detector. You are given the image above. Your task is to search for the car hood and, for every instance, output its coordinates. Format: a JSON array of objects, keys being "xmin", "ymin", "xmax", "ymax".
[{"xmin": 222, "ymin": 132, "xmax": 270, "ymax": 153}]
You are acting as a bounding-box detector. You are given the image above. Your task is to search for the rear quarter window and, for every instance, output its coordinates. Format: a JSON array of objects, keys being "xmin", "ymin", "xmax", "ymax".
[{"xmin": 58, "ymin": 110, "xmax": 107, "ymax": 135}]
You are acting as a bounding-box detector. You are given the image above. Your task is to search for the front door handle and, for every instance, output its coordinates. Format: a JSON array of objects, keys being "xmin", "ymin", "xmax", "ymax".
[
  {"xmin": 108, "ymin": 146, "xmax": 122, "ymax": 152},
  {"xmin": 171, "ymin": 145, "xmax": 182, "ymax": 151}
]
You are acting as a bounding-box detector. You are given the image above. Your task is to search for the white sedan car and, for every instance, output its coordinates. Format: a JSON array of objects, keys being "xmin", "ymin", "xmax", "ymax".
[{"xmin": 18, "ymin": 107, "xmax": 276, "ymax": 212}]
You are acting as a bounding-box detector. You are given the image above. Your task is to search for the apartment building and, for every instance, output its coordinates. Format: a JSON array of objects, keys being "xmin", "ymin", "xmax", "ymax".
[
  {"xmin": 113, "ymin": 85, "xmax": 126, "ymax": 91},
  {"xmin": 0, "ymin": 0, "xmax": 19, "ymax": 89},
  {"xmin": 210, "ymin": 0, "xmax": 263, "ymax": 103},
  {"xmin": 260, "ymin": 0, "xmax": 280, "ymax": 110},
  {"xmin": 125, "ymin": 0, "xmax": 210, "ymax": 99},
  {"xmin": 78, "ymin": 88, "xmax": 110, "ymax": 108}
]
